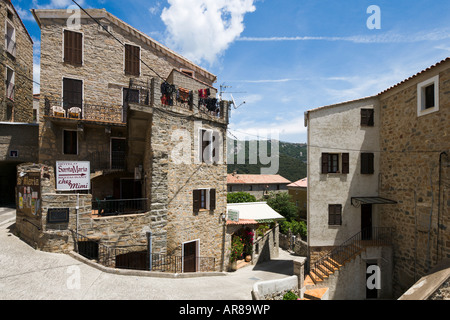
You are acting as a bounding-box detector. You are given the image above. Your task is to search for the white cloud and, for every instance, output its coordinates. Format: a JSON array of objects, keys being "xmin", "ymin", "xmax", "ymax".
[
  {"xmin": 149, "ymin": 2, "xmax": 161, "ymax": 15},
  {"xmin": 237, "ymin": 28, "xmax": 450, "ymax": 44},
  {"xmin": 160, "ymin": 0, "xmax": 256, "ymax": 65}
]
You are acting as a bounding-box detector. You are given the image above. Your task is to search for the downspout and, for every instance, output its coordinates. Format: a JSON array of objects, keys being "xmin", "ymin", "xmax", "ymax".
[{"xmin": 437, "ymin": 151, "xmax": 447, "ymax": 264}]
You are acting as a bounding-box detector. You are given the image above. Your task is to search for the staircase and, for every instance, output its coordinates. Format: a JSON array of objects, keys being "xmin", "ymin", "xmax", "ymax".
[{"xmin": 304, "ymin": 227, "xmax": 393, "ymax": 298}]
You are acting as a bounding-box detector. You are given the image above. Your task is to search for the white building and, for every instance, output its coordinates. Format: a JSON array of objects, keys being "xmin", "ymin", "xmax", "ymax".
[{"xmin": 304, "ymin": 96, "xmax": 394, "ymax": 299}]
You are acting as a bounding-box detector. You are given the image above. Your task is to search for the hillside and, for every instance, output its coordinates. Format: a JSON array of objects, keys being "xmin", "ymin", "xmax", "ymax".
[{"xmin": 227, "ymin": 140, "xmax": 307, "ymax": 182}]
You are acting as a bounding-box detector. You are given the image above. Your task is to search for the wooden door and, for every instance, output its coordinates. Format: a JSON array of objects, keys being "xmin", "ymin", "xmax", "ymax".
[
  {"xmin": 361, "ymin": 204, "xmax": 372, "ymax": 240},
  {"xmin": 183, "ymin": 241, "xmax": 197, "ymax": 273}
]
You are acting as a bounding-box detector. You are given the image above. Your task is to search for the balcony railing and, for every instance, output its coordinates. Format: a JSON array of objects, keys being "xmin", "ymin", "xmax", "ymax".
[
  {"xmin": 83, "ymin": 151, "xmax": 126, "ymax": 172},
  {"xmin": 44, "ymin": 98, "xmax": 124, "ymax": 123},
  {"xmin": 72, "ymin": 231, "xmax": 216, "ymax": 272},
  {"xmin": 92, "ymin": 198, "xmax": 148, "ymax": 216}
]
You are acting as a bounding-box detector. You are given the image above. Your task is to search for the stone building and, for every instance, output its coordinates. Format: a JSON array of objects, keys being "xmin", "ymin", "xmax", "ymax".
[
  {"xmin": 0, "ymin": 0, "xmax": 36, "ymax": 205},
  {"xmin": 287, "ymin": 177, "xmax": 307, "ymax": 220},
  {"xmin": 378, "ymin": 57, "xmax": 450, "ymax": 298},
  {"xmin": 304, "ymin": 57, "xmax": 450, "ymax": 299},
  {"xmin": 0, "ymin": 0, "xmax": 33, "ymax": 123},
  {"xmin": 305, "ymin": 96, "xmax": 394, "ymax": 300},
  {"xmin": 16, "ymin": 8, "xmax": 230, "ymax": 272},
  {"xmin": 227, "ymin": 173, "xmax": 291, "ymax": 199}
]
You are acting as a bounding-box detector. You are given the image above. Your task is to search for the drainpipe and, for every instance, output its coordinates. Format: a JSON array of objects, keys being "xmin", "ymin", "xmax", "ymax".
[{"xmin": 437, "ymin": 151, "xmax": 447, "ymax": 264}]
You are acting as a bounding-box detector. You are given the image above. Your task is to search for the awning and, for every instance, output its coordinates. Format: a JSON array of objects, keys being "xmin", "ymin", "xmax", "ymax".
[
  {"xmin": 351, "ymin": 197, "xmax": 397, "ymax": 206},
  {"xmin": 226, "ymin": 202, "xmax": 285, "ymax": 225}
]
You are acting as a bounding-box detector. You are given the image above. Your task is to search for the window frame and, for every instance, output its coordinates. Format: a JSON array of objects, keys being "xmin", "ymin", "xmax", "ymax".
[
  {"xmin": 124, "ymin": 43, "xmax": 141, "ymax": 76},
  {"xmin": 5, "ymin": 18, "xmax": 16, "ymax": 57},
  {"xmin": 5, "ymin": 66, "xmax": 14, "ymax": 101},
  {"xmin": 361, "ymin": 108, "xmax": 374, "ymax": 127},
  {"xmin": 361, "ymin": 152, "xmax": 375, "ymax": 174},
  {"xmin": 63, "ymin": 29, "xmax": 83, "ymax": 65},
  {"xmin": 322, "ymin": 153, "xmax": 349, "ymax": 174},
  {"xmin": 198, "ymin": 128, "xmax": 221, "ymax": 164},
  {"xmin": 328, "ymin": 204, "xmax": 342, "ymax": 226},
  {"xmin": 417, "ymin": 75, "xmax": 439, "ymax": 117},
  {"xmin": 193, "ymin": 188, "xmax": 216, "ymax": 212},
  {"xmin": 63, "ymin": 129, "xmax": 78, "ymax": 155}
]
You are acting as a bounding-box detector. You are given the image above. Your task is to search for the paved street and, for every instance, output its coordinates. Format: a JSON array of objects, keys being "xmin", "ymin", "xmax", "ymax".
[{"xmin": 0, "ymin": 208, "xmax": 296, "ymax": 300}]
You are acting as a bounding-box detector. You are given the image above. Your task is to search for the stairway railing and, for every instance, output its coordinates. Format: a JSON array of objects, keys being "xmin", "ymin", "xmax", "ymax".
[{"xmin": 311, "ymin": 227, "xmax": 393, "ymax": 281}]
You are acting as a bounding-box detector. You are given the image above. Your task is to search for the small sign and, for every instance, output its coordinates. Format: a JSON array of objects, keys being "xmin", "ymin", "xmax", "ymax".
[
  {"xmin": 56, "ymin": 161, "xmax": 90, "ymax": 191},
  {"xmin": 17, "ymin": 171, "xmax": 41, "ymax": 217},
  {"xmin": 47, "ymin": 208, "xmax": 69, "ymax": 223},
  {"xmin": 10, "ymin": 150, "xmax": 18, "ymax": 158},
  {"xmin": 227, "ymin": 209, "xmax": 239, "ymax": 222}
]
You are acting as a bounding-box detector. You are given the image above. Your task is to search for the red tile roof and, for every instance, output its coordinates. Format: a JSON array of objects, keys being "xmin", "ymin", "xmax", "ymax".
[
  {"xmin": 287, "ymin": 177, "xmax": 307, "ymax": 188},
  {"xmin": 227, "ymin": 174, "xmax": 291, "ymax": 185}
]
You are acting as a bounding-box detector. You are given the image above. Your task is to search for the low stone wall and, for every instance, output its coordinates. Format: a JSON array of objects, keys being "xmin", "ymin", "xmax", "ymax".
[
  {"xmin": 279, "ymin": 233, "xmax": 308, "ymax": 257},
  {"xmin": 252, "ymin": 257, "xmax": 306, "ymax": 300}
]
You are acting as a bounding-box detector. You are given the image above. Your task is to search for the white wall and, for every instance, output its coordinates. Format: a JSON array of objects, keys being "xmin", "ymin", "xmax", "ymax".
[{"xmin": 306, "ymin": 97, "xmax": 380, "ymax": 247}]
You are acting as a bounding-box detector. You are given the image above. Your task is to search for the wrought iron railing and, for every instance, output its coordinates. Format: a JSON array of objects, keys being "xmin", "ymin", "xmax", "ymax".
[
  {"xmin": 83, "ymin": 151, "xmax": 126, "ymax": 172},
  {"xmin": 44, "ymin": 98, "xmax": 124, "ymax": 123},
  {"xmin": 92, "ymin": 198, "xmax": 148, "ymax": 216},
  {"xmin": 72, "ymin": 231, "xmax": 216, "ymax": 272},
  {"xmin": 310, "ymin": 227, "xmax": 393, "ymax": 282}
]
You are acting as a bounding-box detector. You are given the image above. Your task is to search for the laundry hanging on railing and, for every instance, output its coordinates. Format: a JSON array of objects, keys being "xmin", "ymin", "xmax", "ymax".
[
  {"xmin": 199, "ymin": 97, "xmax": 219, "ymax": 113},
  {"xmin": 161, "ymin": 81, "xmax": 176, "ymax": 106},
  {"xmin": 177, "ymin": 87, "xmax": 192, "ymax": 104}
]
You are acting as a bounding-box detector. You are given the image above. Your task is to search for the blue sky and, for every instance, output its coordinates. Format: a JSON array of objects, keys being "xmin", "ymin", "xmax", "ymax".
[{"xmin": 14, "ymin": 0, "xmax": 450, "ymax": 143}]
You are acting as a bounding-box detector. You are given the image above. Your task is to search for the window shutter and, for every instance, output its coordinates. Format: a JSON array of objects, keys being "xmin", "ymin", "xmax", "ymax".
[
  {"xmin": 209, "ymin": 189, "xmax": 216, "ymax": 211},
  {"xmin": 361, "ymin": 153, "xmax": 374, "ymax": 174},
  {"xmin": 361, "ymin": 109, "xmax": 374, "ymax": 126},
  {"xmin": 328, "ymin": 204, "xmax": 342, "ymax": 225},
  {"xmin": 193, "ymin": 190, "xmax": 201, "ymax": 212},
  {"xmin": 64, "ymin": 30, "xmax": 82, "ymax": 65},
  {"xmin": 322, "ymin": 153, "xmax": 329, "ymax": 174},
  {"xmin": 342, "ymin": 153, "xmax": 349, "ymax": 174}
]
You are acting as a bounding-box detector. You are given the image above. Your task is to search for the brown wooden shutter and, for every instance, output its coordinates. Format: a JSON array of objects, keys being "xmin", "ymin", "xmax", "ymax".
[
  {"xmin": 322, "ymin": 153, "xmax": 329, "ymax": 174},
  {"xmin": 361, "ymin": 153, "xmax": 374, "ymax": 174},
  {"xmin": 328, "ymin": 204, "xmax": 342, "ymax": 225},
  {"xmin": 63, "ymin": 78, "xmax": 82, "ymax": 107},
  {"xmin": 125, "ymin": 44, "xmax": 140, "ymax": 76},
  {"xmin": 64, "ymin": 30, "xmax": 82, "ymax": 65},
  {"xmin": 361, "ymin": 109, "xmax": 374, "ymax": 126},
  {"xmin": 209, "ymin": 189, "xmax": 216, "ymax": 211},
  {"xmin": 342, "ymin": 153, "xmax": 349, "ymax": 174},
  {"xmin": 193, "ymin": 189, "xmax": 201, "ymax": 212}
]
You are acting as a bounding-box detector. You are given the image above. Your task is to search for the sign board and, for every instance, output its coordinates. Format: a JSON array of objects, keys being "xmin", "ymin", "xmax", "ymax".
[
  {"xmin": 17, "ymin": 172, "xmax": 41, "ymax": 217},
  {"xmin": 227, "ymin": 209, "xmax": 239, "ymax": 222},
  {"xmin": 47, "ymin": 208, "xmax": 70, "ymax": 223},
  {"xmin": 56, "ymin": 161, "xmax": 90, "ymax": 191}
]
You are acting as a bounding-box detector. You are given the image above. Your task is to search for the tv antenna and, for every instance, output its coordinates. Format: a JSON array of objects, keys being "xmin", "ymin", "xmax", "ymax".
[
  {"xmin": 220, "ymin": 83, "xmax": 246, "ymax": 109},
  {"xmin": 230, "ymin": 94, "xmax": 246, "ymax": 109}
]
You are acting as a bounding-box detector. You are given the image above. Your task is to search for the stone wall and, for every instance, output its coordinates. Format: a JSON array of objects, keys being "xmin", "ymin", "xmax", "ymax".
[
  {"xmin": 0, "ymin": 123, "xmax": 38, "ymax": 162},
  {"xmin": 379, "ymin": 60, "xmax": 450, "ymax": 298},
  {"xmin": 0, "ymin": 0, "xmax": 33, "ymax": 123}
]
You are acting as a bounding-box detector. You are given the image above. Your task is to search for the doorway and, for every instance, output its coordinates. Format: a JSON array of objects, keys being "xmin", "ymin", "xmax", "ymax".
[
  {"xmin": 183, "ymin": 240, "xmax": 198, "ymax": 273},
  {"xmin": 361, "ymin": 204, "xmax": 372, "ymax": 240}
]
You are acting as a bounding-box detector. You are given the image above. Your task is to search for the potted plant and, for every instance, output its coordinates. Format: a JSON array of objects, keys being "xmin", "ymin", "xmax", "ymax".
[
  {"xmin": 229, "ymin": 236, "xmax": 244, "ymax": 271},
  {"xmin": 243, "ymin": 229, "xmax": 254, "ymax": 262}
]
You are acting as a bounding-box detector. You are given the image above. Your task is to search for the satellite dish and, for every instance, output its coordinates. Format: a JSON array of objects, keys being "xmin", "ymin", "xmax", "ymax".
[{"xmin": 231, "ymin": 94, "xmax": 246, "ymax": 109}]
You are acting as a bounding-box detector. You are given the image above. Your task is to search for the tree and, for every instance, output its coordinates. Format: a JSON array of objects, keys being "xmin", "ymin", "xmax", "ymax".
[
  {"xmin": 266, "ymin": 192, "xmax": 298, "ymax": 222},
  {"xmin": 227, "ymin": 192, "xmax": 257, "ymax": 203}
]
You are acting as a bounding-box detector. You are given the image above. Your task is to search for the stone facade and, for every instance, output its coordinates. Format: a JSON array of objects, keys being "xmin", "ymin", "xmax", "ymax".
[
  {"xmin": 0, "ymin": 0, "xmax": 33, "ymax": 123},
  {"xmin": 21, "ymin": 8, "xmax": 230, "ymax": 273},
  {"xmin": 378, "ymin": 59, "xmax": 450, "ymax": 298}
]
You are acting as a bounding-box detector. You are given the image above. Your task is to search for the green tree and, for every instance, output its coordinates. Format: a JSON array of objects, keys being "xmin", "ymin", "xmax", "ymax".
[
  {"xmin": 227, "ymin": 192, "xmax": 257, "ymax": 203},
  {"xmin": 266, "ymin": 192, "xmax": 298, "ymax": 221}
]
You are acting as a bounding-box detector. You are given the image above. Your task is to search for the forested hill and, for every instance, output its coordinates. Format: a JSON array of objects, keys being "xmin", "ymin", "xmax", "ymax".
[{"xmin": 227, "ymin": 140, "xmax": 307, "ymax": 183}]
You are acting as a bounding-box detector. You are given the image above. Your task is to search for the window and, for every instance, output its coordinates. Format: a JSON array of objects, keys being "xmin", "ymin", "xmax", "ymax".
[
  {"xmin": 322, "ymin": 153, "xmax": 349, "ymax": 174},
  {"xmin": 361, "ymin": 153, "xmax": 374, "ymax": 174},
  {"xmin": 328, "ymin": 204, "xmax": 342, "ymax": 226},
  {"xmin": 63, "ymin": 130, "xmax": 78, "ymax": 155},
  {"xmin": 361, "ymin": 109, "xmax": 374, "ymax": 127},
  {"xmin": 63, "ymin": 78, "xmax": 82, "ymax": 108},
  {"xmin": 181, "ymin": 69, "xmax": 194, "ymax": 77},
  {"xmin": 64, "ymin": 30, "xmax": 83, "ymax": 65},
  {"xmin": 125, "ymin": 44, "xmax": 140, "ymax": 76},
  {"xmin": 199, "ymin": 129, "xmax": 221, "ymax": 164},
  {"xmin": 417, "ymin": 75, "xmax": 439, "ymax": 116},
  {"xmin": 5, "ymin": 20, "xmax": 16, "ymax": 56},
  {"xmin": 193, "ymin": 188, "xmax": 216, "ymax": 212},
  {"xmin": 6, "ymin": 67, "xmax": 14, "ymax": 100}
]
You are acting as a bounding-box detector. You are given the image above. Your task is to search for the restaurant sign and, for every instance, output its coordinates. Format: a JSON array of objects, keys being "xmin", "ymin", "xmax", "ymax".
[
  {"xmin": 56, "ymin": 161, "xmax": 90, "ymax": 191},
  {"xmin": 17, "ymin": 171, "xmax": 41, "ymax": 217},
  {"xmin": 227, "ymin": 209, "xmax": 239, "ymax": 222}
]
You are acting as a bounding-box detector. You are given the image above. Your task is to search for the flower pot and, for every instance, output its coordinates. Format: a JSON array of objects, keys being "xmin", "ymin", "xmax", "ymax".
[
  {"xmin": 230, "ymin": 260, "xmax": 237, "ymax": 271},
  {"xmin": 245, "ymin": 255, "xmax": 252, "ymax": 262}
]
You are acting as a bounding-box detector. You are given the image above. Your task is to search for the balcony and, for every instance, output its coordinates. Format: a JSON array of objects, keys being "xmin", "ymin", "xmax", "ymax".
[
  {"xmin": 44, "ymin": 98, "xmax": 125, "ymax": 124},
  {"xmin": 82, "ymin": 150, "xmax": 126, "ymax": 173},
  {"xmin": 92, "ymin": 198, "xmax": 148, "ymax": 217}
]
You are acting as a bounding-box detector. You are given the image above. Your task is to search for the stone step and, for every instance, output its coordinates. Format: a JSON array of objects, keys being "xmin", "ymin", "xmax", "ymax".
[{"xmin": 304, "ymin": 287, "xmax": 329, "ymax": 300}]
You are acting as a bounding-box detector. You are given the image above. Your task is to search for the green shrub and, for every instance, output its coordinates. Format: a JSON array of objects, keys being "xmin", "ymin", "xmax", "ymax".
[
  {"xmin": 227, "ymin": 192, "xmax": 257, "ymax": 203},
  {"xmin": 279, "ymin": 220, "xmax": 307, "ymax": 239},
  {"xmin": 283, "ymin": 291, "xmax": 299, "ymax": 300}
]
